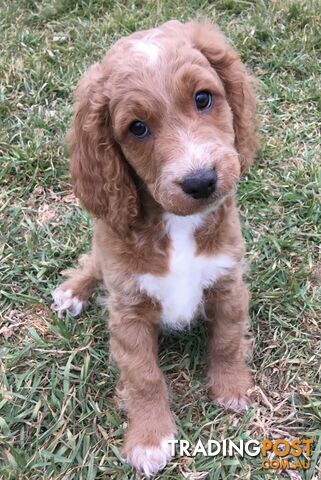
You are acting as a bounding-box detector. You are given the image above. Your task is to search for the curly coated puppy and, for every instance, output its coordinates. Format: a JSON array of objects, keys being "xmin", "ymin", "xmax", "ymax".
[{"xmin": 52, "ymin": 20, "xmax": 258, "ymax": 477}]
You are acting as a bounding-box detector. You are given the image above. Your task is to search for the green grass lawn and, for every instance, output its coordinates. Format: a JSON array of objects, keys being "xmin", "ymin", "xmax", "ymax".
[{"xmin": 1, "ymin": 0, "xmax": 320, "ymax": 478}]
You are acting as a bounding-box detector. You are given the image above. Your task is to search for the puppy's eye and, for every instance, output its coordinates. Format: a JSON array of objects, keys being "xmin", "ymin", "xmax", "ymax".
[
  {"xmin": 129, "ymin": 120, "xmax": 150, "ymax": 138},
  {"xmin": 195, "ymin": 91, "xmax": 213, "ymax": 111}
]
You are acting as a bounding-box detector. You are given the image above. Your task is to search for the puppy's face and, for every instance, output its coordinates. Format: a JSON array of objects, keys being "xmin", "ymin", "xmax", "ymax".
[
  {"xmin": 107, "ymin": 24, "xmax": 240, "ymax": 216},
  {"xmin": 70, "ymin": 21, "xmax": 257, "ymax": 229}
]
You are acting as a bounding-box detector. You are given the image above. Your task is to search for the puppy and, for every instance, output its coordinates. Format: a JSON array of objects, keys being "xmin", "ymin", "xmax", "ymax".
[{"xmin": 52, "ymin": 20, "xmax": 258, "ymax": 477}]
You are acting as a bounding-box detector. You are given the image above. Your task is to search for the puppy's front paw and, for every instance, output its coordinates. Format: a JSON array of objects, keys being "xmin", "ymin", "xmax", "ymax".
[
  {"xmin": 51, "ymin": 287, "xmax": 86, "ymax": 318},
  {"xmin": 125, "ymin": 434, "xmax": 175, "ymax": 478},
  {"xmin": 209, "ymin": 367, "xmax": 253, "ymax": 411},
  {"xmin": 213, "ymin": 389, "xmax": 251, "ymax": 411}
]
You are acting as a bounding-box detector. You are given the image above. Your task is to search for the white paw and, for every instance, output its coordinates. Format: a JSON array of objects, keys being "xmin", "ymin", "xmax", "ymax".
[
  {"xmin": 126, "ymin": 435, "xmax": 174, "ymax": 478},
  {"xmin": 51, "ymin": 288, "xmax": 86, "ymax": 318},
  {"xmin": 214, "ymin": 394, "xmax": 250, "ymax": 411}
]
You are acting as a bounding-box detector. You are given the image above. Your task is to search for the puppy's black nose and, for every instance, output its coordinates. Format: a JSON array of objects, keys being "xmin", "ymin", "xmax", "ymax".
[{"xmin": 181, "ymin": 169, "xmax": 217, "ymax": 199}]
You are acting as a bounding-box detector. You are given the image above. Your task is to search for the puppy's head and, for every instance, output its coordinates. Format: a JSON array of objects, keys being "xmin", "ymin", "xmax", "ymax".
[{"xmin": 69, "ymin": 21, "xmax": 258, "ymax": 230}]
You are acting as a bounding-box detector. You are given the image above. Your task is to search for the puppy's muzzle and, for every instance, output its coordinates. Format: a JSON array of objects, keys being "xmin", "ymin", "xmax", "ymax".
[{"xmin": 181, "ymin": 169, "xmax": 217, "ymax": 199}]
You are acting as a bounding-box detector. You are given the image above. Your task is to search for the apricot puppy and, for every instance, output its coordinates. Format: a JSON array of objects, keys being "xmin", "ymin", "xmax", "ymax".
[{"xmin": 52, "ymin": 20, "xmax": 258, "ymax": 477}]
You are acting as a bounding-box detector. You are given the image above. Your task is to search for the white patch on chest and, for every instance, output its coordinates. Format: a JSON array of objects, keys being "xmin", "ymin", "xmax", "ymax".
[{"xmin": 136, "ymin": 213, "xmax": 236, "ymax": 330}]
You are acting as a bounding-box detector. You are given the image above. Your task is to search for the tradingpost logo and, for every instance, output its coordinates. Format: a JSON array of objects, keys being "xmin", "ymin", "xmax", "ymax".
[
  {"xmin": 261, "ymin": 439, "xmax": 313, "ymax": 470},
  {"xmin": 168, "ymin": 438, "xmax": 313, "ymax": 470}
]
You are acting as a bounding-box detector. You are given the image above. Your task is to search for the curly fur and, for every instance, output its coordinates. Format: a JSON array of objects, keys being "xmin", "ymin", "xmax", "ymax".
[
  {"xmin": 53, "ymin": 20, "xmax": 258, "ymax": 478},
  {"xmin": 68, "ymin": 63, "xmax": 139, "ymax": 233},
  {"xmin": 188, "ymin": 22, "xmax": 257, "ymax": 171}
]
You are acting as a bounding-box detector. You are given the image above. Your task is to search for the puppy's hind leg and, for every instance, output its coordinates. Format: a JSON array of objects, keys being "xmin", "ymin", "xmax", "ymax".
[{"xmin": 52, "ymin": 252, "xmax": 102, "ymax": 318}]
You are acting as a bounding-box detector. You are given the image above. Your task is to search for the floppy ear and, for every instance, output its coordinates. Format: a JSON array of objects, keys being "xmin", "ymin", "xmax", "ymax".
[
  {"xmin": 68, "ymin": 63, "xmax": 139, "ymax": 232},
  {"xmin": 188, "ymin": 22, "xmax": 258, "ymax": 172}
]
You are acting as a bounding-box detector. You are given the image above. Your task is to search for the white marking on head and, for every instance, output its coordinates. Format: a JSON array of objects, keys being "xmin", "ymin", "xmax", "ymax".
[
  {"xmin": 131, "ymin": 39, "xmax": 160, "ymax": 63},
  {"xmin": 163, "ymin": 131, "xmax": 216, "ymax": 181},
  {"xmin": 184, "ymin": 140, "xmax": 215, "ymax": 170}
]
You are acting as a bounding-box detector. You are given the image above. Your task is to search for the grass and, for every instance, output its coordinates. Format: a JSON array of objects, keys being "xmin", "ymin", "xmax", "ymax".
[{"xmin": 0, "ymin": 0, "xmax": 320, "ymax": 478}]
